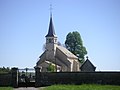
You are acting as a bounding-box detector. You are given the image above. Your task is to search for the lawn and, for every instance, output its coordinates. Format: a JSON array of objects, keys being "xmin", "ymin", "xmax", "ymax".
[
  {"xmin": 0, "ymin": 87, "xmax": 13, "ymax": 90},
  {"xmin": 41, "ymin": 84, "xmax": 120, "ymax": 90}
]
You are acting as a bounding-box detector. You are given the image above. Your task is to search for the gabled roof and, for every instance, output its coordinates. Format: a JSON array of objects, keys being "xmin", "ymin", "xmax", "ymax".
[
  {"xmin": 80, "ymin": 59, "xmax": 96, "ymax": 70},
  {"xmin": 57, "ymin": 46, "xmax": 78, "ymax": 59},
  {"xmin": 36, "ymin": 51, "xmax": 46, "ymax": 65},
  {"xmin": 46, "ymin": 16, "xmax": 56, "ymax": 37}
]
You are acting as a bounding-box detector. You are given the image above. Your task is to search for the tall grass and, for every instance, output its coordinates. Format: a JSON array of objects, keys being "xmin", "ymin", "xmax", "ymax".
[
  {"xmin": 0, "ymin": 87, "xmax": 13, "ymax": 90},
  {"xmin": 42, "ymin": 84, "xmax": 120, "ymax": 90}
]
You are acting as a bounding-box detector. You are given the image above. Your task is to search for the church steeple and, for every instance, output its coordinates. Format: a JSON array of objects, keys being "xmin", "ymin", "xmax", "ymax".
[
  {"xmin": 46, "ymin": 15, "xmax": 56, "ymax": 37},
  {"xmin": 45, "ymin": 14, "xmax": 57, "ymax": 61}
]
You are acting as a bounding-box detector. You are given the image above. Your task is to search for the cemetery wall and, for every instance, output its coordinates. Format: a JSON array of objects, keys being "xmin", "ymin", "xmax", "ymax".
[
  {"xmin": 0, "ymin": 70, "xmax": 120, "ymax": 87},
  {"xmin": 0, "ymin": 73, "xmax": 12, "ymax": 86},
  {"xmin": 35, "ymin": 72, "xmax": 120, "ymax": 87}
]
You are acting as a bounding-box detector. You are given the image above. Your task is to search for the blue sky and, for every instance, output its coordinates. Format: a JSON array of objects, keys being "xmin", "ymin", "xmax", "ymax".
[{"xmin": 0, "ymin": 0, "xmax": 120, "ymax": 71}]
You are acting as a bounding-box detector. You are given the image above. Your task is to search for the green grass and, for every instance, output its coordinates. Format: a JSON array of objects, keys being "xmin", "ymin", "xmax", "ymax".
[
  {"xmin": 0, "ymin": 87, "xmax": 13, "ymax": 90},
  {"xmin": 41, "ymin": 84, "xmax": 120, "ymax": 90}
]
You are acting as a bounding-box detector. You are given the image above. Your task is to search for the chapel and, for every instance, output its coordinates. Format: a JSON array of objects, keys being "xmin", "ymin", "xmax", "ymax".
[
  {"xmin": 36, "ymin": 15, "xmax": 80, "ymax": 72},
  {"xmin": 80, "ymin": 56, "xmax": 96, "ymax": 72}
]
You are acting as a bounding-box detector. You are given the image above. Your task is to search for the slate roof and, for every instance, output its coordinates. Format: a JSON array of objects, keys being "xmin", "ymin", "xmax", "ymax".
[
  {"xmin": 57, "ymin": 46, "xmax": 78, "ymax": 59},
  {"xmin": 80, "ymin": 59, "xmax": 96, "ymax": 71},
  {"xmin": 46, "ymin": 16, "xmax": 56, "ymax": 37}
]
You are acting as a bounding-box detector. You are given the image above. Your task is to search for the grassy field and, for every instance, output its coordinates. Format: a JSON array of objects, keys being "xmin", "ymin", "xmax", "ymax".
[
  {"xmin": 0, "ymin": 87, "xmax": 13, "ymax": 90},
  {"xmin": 42, "ymin": 84, "xmax": 120, "ymax": 90}
]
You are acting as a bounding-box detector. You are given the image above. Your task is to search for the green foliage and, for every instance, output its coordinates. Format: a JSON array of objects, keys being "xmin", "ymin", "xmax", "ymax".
[
  {"xmin": 42, "ymin": 84, "xmax": 120, "ymax": 90},
  {"xmin": 0, "ymin": 87, "xmax": 13, "ymax": 90},
  {"xmin": 47, "ymin": 63, "xmax": 56, "ymax": 72},
  {"xmin": 65, "ymin": 31, "xmax": 87, "ymax": 63},
  {"xmin": 0, "ymin": 67, "xmax": 11, "ymax": 73}
]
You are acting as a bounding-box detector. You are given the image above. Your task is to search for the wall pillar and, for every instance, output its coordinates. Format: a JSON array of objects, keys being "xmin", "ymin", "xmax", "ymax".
[
  {"xmin": 35, "ymin": 66, "xmax": 41, "ymax": 87},
  {"xmin": 11, "ymin": 67, "xmax": 18, "ymax": 88}
]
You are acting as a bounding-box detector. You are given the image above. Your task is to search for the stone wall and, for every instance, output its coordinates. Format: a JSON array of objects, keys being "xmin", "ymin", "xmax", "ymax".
[
  {"xmin": 0, "ymin": 68, "xmax": 18, "ymax": 87},
  {"xmin": 0, "ymin": 68, "xmax": 120, "ymax": 87},
  {"xmin": 0, "ymin": 73, "xmax": 12, "ymax": 86},
  {"xmin": 35, "ymin": 71, "xmax": 120, "ymax": 87}
]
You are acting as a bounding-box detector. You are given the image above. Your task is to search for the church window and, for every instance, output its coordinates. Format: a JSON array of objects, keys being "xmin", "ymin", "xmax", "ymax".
[
  {"xmin": 46, "ymin": 39, "xmax": 49, "ymax": 43},
  {"xmin": 55, "ymin": 39, "xmax": 57, "ymax": 43},
  {"xmin": 49, "ymin": 39, "xmax": 52, "ymax": 43}
]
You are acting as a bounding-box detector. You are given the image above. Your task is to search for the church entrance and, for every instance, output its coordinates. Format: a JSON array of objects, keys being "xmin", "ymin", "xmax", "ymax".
[{"xmin": 18, "ymin": 68, "xmax": 35, "ymax": 87}]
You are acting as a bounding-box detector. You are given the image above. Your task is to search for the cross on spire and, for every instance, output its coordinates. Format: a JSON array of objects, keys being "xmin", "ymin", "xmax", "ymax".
[
  {"xmin": 86, "ymin": 56, "xmax": 89, "ymax": 60},
  {"xmin": 50, "ymin": 4, "xmax": 53, "ymax": 17}
]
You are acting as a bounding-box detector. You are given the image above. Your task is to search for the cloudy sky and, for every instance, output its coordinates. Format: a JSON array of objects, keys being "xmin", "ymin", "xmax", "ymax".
[{"xmin": 0, "ymin": 0, "xmax": 120, "ymax": 71}]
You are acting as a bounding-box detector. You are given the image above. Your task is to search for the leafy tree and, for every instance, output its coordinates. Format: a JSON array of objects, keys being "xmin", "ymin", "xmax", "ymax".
[
  {"xmin": 65, "ymin": 31, "xmax": 87, "ymax": 63},
  {"xmin": 47, "ymin": 63, "xmax": 56, "ymax": 72},
  {"xmin": 0, "ymin": 67, "xmax": 11, "ymax": 73}
]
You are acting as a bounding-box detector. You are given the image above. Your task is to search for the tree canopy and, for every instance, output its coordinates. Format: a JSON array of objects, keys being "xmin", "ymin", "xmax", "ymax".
[
  {"xmin": 65, "ymin": 31, "xmax": 87, "ymax": 63},
  {"xmin": 0, "ymin": 67, "xmax": 11, "ymax": 73}
]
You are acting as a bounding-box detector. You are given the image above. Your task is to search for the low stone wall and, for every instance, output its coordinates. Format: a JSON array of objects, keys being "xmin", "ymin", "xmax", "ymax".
[
  {"xmin": 0, "ymin": 73, "xmax": 12, "ymax": 86},
  {"xmin": 0, "ymin": 68, "xmax": 18, "ymax": 87},
  {"xmin": 1, "ymin": 69, "xmax": 120, "ymax": 87},
  {"xmin": 35, "ymin": 72, "xmax": 120, "ymax": 87}
]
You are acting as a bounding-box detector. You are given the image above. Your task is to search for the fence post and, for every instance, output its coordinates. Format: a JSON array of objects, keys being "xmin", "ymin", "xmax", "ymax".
[
  {"xmin": 35, "ymin": 66, "xmax": 41, "ymax": 87},
  {"xmin": 11, "ymin": 67, "xmax": 18, "ymax": 88}
]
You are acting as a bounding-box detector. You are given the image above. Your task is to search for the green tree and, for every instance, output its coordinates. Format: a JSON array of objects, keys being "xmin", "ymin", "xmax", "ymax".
[
  {"xmin": 65, "ymin": 31, "xmax": 87, "ymax": 63},
  {"xmin": 47, "ymin": 63, "xmax": 56, "ymax": 72},
  {"xmin": 0, "ymin": 67, "xmax": 11, "ymax": 73}
]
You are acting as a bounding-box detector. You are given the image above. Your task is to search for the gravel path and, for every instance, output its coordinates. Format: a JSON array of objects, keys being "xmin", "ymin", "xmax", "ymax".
[{"xmin": 14, "ymin": 87, "xmax": 39, "ymax": 90}]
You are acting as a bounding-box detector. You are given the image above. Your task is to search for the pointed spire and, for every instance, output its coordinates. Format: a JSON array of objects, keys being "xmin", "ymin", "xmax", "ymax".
[
  {"xmin": 46, "ymin": 4, "xmax": 56, "ymax": 37},
  {"xmin": 46, "ymin": 14, "xmax": 56, "ymax": 37},
  {"xmin": 46, "ymin": 17, "xmax": 56, "ymax": 37}
]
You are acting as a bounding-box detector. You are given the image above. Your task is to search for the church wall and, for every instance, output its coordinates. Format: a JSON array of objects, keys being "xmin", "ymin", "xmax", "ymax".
[
  {"xmin": 46, "ymin": 37, "xmax": 57, "ymax": 61},
  {"xmin": 70, "ymin": 59, "xmax": 73, "ymax": 72},
  {"xmin": 55, "ymin": 58, "xmax": 69, "ymax": 72},
  {"xmin": 72, "ymin": 60, "xmax": 78, "ymax": 71},
  {"xmin": 56, "ymin": 48, "xmax": 71, "ymax": 67},
  {"xmin": 40, "ymin": 62, "xmax": 49, "ymax": 67},
  {"xmin": 55, "ymin": 57, "xmax": 71, "ymax": 72},
  {"xmin": 46, "ymin": 43, "xmax": 55, "ymax": 60},
  {"xmin": 67, "ymin": 58, "xmax": 80, "ymax": 71}
]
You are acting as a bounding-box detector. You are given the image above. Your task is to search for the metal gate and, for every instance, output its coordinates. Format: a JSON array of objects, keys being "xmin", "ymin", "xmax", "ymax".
[{"xmin": 18, "ymin": 68, "xmax": 35, "ymax": 87}]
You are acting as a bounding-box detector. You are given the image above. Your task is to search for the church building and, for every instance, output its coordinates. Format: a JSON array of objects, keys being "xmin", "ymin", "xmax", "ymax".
[
  {"xmin": 80, "ymin": 56, "xmax": 96, "ymax": 72},
  {"xmin": 36, "ymin": 15, "xmax": 80, "ymax": 72}
]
